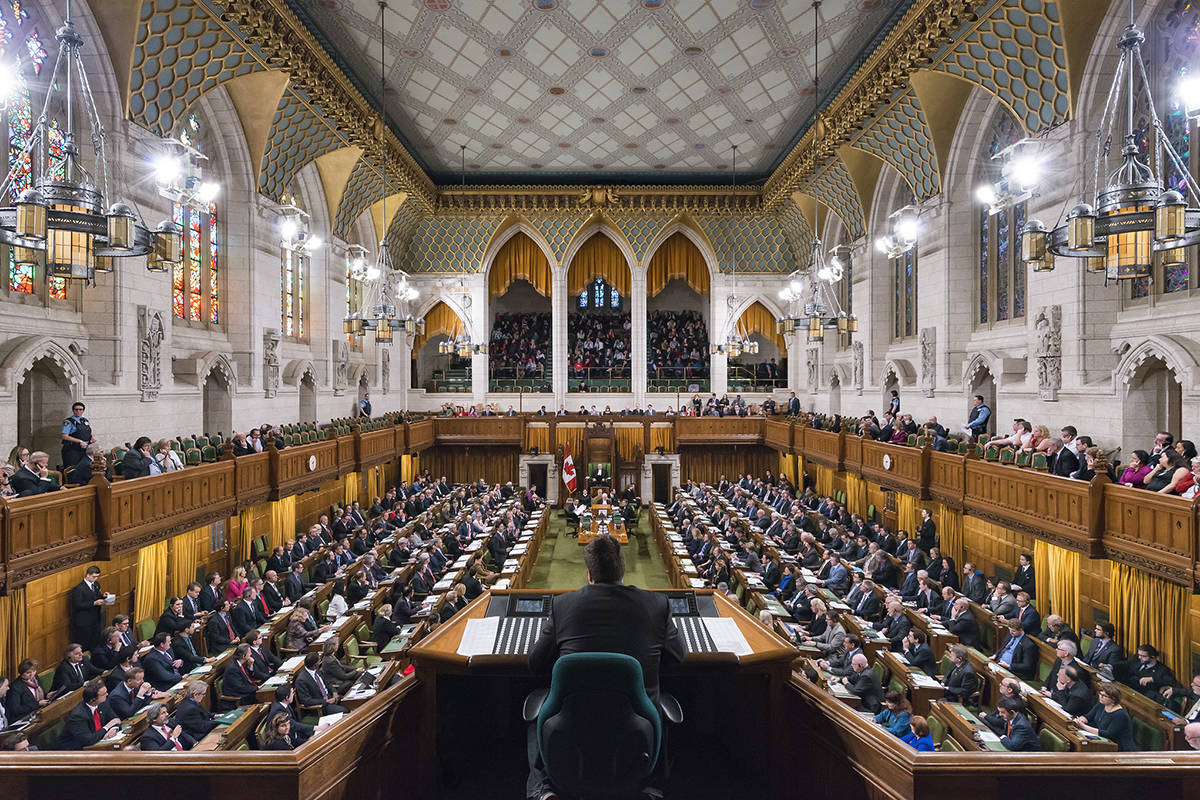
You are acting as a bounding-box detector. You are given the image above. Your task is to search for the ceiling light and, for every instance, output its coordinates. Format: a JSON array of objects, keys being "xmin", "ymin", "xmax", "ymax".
[
  {"xmin": 975, "ymin": 184, "xmax": 998, "ymax": 207},
  {"xmin": 1178, "ymin": 74, "xmax": 1200, "ymax": 119}
]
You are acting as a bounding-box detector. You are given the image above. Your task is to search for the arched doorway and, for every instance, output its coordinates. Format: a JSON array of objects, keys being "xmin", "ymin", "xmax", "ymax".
[
  {"xmin": 1123, "ymin": 356, "xmax": 1182, "ymax": 456},
  {"xmin": 967, "ymin": 361, "xmax": 997, "ymax": 437},
  {"xmin": 882, "ymin": 372, "xmax": 899, "ymax": 416},
  {"xmin": 299, "ymin": 371, "xmax": 317, "ymax": 423},
  {"xmin": 16, "ymin": 356, "xmax": 74, "ymax": 463},
  {"xmin": 566, "ymin": 232, "xmax": 632, "ymax": 393},
  {"xmin": 646, "ymin": 231, "xmax": 711, "ymax": 394},
  {"xmin": 728, "ymin": 301, "xmax": 786, "ymax": 392},
  {"xmin": 412, "ymin": 301, "xmax": 472, "ymax": 394},
  {"xmin": 202, "ymin": 366, "xmax": 232, "ymax": 437},
  {"xmin": 487, "ymin": 231, "xmax": 552, "ymax": 393},
  {"xmin": 829, "ymin": 373, "xmax": 842, "ymax": 416},
  {"xmin": 357, "ymin": 372, "xmax": 370, "ymax": 416}
]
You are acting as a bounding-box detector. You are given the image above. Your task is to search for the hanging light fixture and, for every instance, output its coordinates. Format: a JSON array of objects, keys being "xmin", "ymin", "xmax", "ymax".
[
  {"xmin": 710, "ymin": 144, "xmax": 758, "ymax": 357},
  {"xmin": 975, "ymin": 138, "xmax": 1044, "ymax": 215},
  {"xmin": 343, "ymin": 1, "xmax": 423, "ymax": 343},
  {"xmin": 874, "ymin": 204, "xmax": 921, "ymax": 259},
  {"xmin": 1022, "ymin": 0, "xmax": 1200, "ymax": 283},
  {"xmin": 0, "ymin": 0, "xmax": 180, "ymax": 285}
]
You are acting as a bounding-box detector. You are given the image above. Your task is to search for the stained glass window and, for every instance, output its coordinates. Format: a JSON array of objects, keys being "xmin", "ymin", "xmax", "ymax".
[
  {"xmin": 610, "ymin": 287, "xmax": 619, "ymax": 308},
  {"xmin": 893, "ymin": 248, "xmax": 916, "ymax": 340},
  {"xmin": 209, "ymin": 203, "xmax": 219, "ymax": 323},
  {"xmin": 977, "ymin": 111, "xmax": 1027, "ymax": 325},
  {"xmin": 577, "ymin": 278, "xmax": 619, "ymax": 309},
  {"xmin": 283, "ymin": 249, "xmax": 305, "ymax": 339},
  {"xmin": 170, "ymin": 200, "xmax": 219, "ymax": 323},
  {"xmin": 979, "ymin": 208, "xmax": 989, "ymax": 324}
]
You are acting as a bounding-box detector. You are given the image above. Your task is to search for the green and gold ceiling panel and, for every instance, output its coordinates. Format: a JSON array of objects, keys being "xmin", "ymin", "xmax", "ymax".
[
  {"xmin": 934, "ymin": 0, "xmax": 1069, "ymax": 133},
  {"xmin": 774, "ymin": 201, "xmax": 815, "ymax": 272},
  {"xmin": 605, "ymin": 210, "xmax": 675, "ymax": 265},
  {"xmin": 802, "ymin": 159, "xmax": 866, "ymax": 241},
  {"xmin": 129, "ymin": 0, "xmax": 263, "ymax": 135},
  {"xmin": 853, "ymin": 88, "xmax": 940, "ymax": 200},
  {"xmin": 332, "ymin": 155, "xmax": 402, "ymax": 243},
  {"xmin": 405, "ymin": 211, "xmax": 504, "ymax": 274},
  {"xmin": 689, "ymin": 210, "xmax": 796, "ymax": 275},
  {"xmin": 383, "ymin": 197, "xmax": 423, "ymax": 267},
  {"xmin": 524, "ymin": 211, "xmax": 592, "ymax": 264},
  {"xmin": 259, "ymin": 89, "xmax": 346, "ymax": 202}
]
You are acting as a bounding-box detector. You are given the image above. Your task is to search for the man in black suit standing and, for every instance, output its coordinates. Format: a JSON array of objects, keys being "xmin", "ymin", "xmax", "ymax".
[
  {"xmin": 69, "ymin": 565, "xmax": 106, "ymax": 652},
  {"xmin": 786, "ymin": 392, "xmax": 801, "ymax": 416},
  {"xmin": 57, "ymin": 682, "xmax": 121, "ymax": 750},
  {"xmin": 527, "ymin": 535, "xmax": 684, "ymax": 800},
  {"xmin": 199, "ymin": 572, "xmax": 222, "ymax": 612}
]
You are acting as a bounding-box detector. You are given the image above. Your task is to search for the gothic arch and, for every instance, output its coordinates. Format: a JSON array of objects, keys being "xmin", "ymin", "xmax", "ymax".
[
  {"xmin": 881, "ymin": 359, "xmax": 917, "ymax": 389},
  {"xmin": 414, "ymin": 295, "xmax": 476, "ymax": 343},
  {"xmin": 193, "ymin": 351, "xmax": 237, "ymax": 387},
  {"xmin": 962, "ymin": 352, "xmax": 1000, "ymax": 390},
  {"xmin": 1113, "ymin": 336, "xmax": 1200, "ymax": 392},
  {"xmin": 0, "ymin": 336, "xmax": 88, "ymax": 396},
  {"xmin": 561, "ymin": 223, "xmax": 637, "ymax": 282},
  {"xmin": 641, "ymin": 219, "xmax": 719, "ymax": 282},
  {"xmin": 482, "ymin": 219, "xmax": 559, "ymax": 276},
  {"xmin": 348, "ymin": 362, "xmax": 368, "ymax": 390},
  {"xmin": 282, "ymin": 359, "xmax": 319, "ymax": 388}
]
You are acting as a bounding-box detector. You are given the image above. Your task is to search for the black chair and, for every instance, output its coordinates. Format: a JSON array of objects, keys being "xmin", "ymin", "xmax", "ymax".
[{"xmin": 523, "ymin": 652, "xmax": 682, "ymax": 800}]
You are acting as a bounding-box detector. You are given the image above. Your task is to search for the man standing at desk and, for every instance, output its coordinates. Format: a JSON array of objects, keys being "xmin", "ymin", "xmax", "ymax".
[{"xmin": 527, "ymin": 535, "xmax": 684, "ymax": 800}]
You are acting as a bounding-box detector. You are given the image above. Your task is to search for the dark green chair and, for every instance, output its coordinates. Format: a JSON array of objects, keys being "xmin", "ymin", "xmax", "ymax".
[
  {"xmin": 1015, "ymin": 450, "xmax": 1031, "ymax": 468},
  {"xmin": 185, "ymin": 447, "xmax": 202, "ymax": 466},
  {"xmin": 522, "ymin": 652, "xmax": 681, "ymax": 800},
  {"xmin": 1031, "ymin": 452, "xmax": 1049, "ymax": 471},
  {"xmin": 1038, "ymin": 726, "xmax": 1069, "ymax": 752}
]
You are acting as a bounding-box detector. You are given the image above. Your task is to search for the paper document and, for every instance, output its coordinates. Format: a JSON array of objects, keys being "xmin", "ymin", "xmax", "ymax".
[
  {"xmin": 457, "ymin": 616, "xmax": 501, "ymax": 657},
  {"xmin": 979, "ymin": 730, "xmax": 1002, "ymax": 744},
  {"xmin": 700, "ymin": 617, "xmax": 753, "ymax": 657}
]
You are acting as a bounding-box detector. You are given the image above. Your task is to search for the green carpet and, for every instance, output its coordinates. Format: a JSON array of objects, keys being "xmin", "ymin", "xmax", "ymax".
[{"xmin": 527, "ymin": 512, "xmax": 672, "ymax": 590}]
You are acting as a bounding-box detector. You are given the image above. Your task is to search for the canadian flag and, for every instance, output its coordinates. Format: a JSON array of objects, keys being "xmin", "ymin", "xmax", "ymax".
[{"xmin": 562, "ymin": 446, "xmax": 577, "ymax": 494}]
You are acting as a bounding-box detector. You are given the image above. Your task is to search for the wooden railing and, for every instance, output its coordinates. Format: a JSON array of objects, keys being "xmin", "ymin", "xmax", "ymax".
[{"xmin": 2, "ymin": 416, "xmax": 1197, "ymax": 593}]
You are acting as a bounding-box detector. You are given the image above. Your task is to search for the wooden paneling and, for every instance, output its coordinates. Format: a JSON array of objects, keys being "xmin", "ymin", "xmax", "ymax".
[
  {"xmin": 233, "ymin": 452, "xmax": 271, "ymax": 509},
  {"xmin": 1102, "ymin": 484, "xmax": 1198, "ymax": 588},
  {"xmin": 4, "ymin": 486, "xmax": 98, "ymax": 588},
  {"xmin": 422, "ymin": 446, "xmax": 520, "ymax": 486},
  {"xmin": 407, "ymin": 419, "xmax": 435, "ymax": 452},
  {"xmin": 674, "ymin": 417, "xmax": 764, "ymax": 445},
  {"xmin": 104, "ymin": 462, "xmax": 237, "ymax": 557},
  {"xmin": 679, "ymin": 445, "xmax": 776, "ymax": 486},
  {"xmin": 270, "ymin": 440, "xmax": 339, "ymax": 500},
  {"xmin": 764, "ymin": 418, "xmax": 792, "ymax": 452},
  {"xmin": 357, "ymin": 428, "xmax": 399, "ymax": 469},
  {"xmin": 859, "ymin": 440, "xmax": 926, "ymax": 497},
  {"xmin": 842, "ymin": 434, "xmax": 863, "ymax": 473},
  {"xmin": 1079, "ymin": 557, "xmax": 1111, "ymax": 630},
  {"xmin": 803, "ymin": 428, "xmax": 843, "ymax": 470},
  {"xmin": 336, "ymin": 434, "xmax": 356, "ymax": 476},
  {"xmin": 962, "ymin": 461, "xmax": 1100, "ymax": 556},
  {"xmin": 434, "ymin": 417, "xmax": 523, "ymax": 446},
  {"xmin": 963, "ymin": 516, "xmax": 1036, "ymax": 585},
  {"xmin": 929, "ymin": 451, "xmax": 966, "ymax": 510}
]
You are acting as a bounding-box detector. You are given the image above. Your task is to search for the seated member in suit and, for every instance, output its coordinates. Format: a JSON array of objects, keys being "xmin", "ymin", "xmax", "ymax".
[
  {"xmin": 902, "ymin": 630, "xmax": 938, "ymax": 678},
  {"xmin": 104, "ymin": 646, "xmax": 139, "ymax": 692},
  {"xmin": 155, "ymin": 597, "xmax": 190, "ymax": 638},
  {"xmin": 207, "ymin": 600, "xmax": 241, "ymax": 653},
  {"xmin": 90, "ymin": 627, "xmax": 124, "ymax": 671},
  {"xmin": 245, "ymin": 629, "xmax": 282, "ymax": 680},
  {"xmin": 140, "ymin": 702, "xmax": 196, "ymax": 751},
  {"xmin": 527, "ymin": 534, "xmax": 684, "ymax": 800},
  {"xmin": 295, "ymin": 652, "xmax": 348, "ymax": 715},
  {"xmin": 943, "ymin": 599, "xmax": 981, "ymax": 648},
  {"xmin": 1123, "ymin": 643, "xmax": 1178, "ymax": 699},
  {"xmin": 57, "ymin": 682, "xmax": 121, "ymax": 750},
  {"xmin": 260, "ymin": 711, "xmax": 297, "ymax": 750},
  {"xmin": 51, "ymin": 643, "xmax": 104, "ymax": 694},
  {"xmin": 993, "ymin": 618, "xmax": 1038, "ymax": 680},
  {"xmin": 231, "ymin": 588, "xmax": 265, "ymax": 637},
  {"xmin": 319, "ymin": 640, "xmax": 365, "ymax": 696},
  {"xmin": 996, "ymin": 696, "xmax": 1041, "ymax": 751},
  {"xmin": 107, "ymin": 667, "xmax": 165, "ymax": 720},
  {"xmin": 981, "ymin": 677, "xmax": 1023, "ymax": 734},
  {"xmin": 143, "ymin": 632, "xmax": 187, "ymax": 691},
  {"xmin": 10, "ymin": 451, "xmax": 61, "ymax": 496},
  {"xmin": 268, "ymin": 685, "xmax": 317, "ymax": 746},
  {"xmin": 175, "ymin": 681, "xmax": 219, "ymax": 742},
  {"xmin": 174, "ymin": 620, "xmax": 209, "ymax": 671},
  {"xmin": 941, "ymin": 645, "xmax": 979, "ymax": 702},
  {"xmin": 837, "ymin": 653, "xmax": 883, "ymax": 713},
  {"xmin": 221, "ymin": 645, "xmax": 261, "ymax": 706},
  {"xmin": 874, "ymin": 600, "xmax": 911, "ymax": 652},
  {"xmin": 7, "ymin": 659, "xmax": 49, "ymax": 721},
  {"xmin": 373, "ymin": 603, "xmax": 402, "ymax": 649}
]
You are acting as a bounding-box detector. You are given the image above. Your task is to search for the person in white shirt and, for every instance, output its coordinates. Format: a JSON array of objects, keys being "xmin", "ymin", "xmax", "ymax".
[
  {"xmin": 152, "ymin": 440, "xmax": 185, "ymax": 474},
  {"xmin": 326, "ymin": 583, "xmax": 349, "ymax": 620}
]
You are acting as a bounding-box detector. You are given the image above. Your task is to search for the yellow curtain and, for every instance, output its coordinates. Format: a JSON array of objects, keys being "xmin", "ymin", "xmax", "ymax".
[
  {"xmin": 615, "ymin": 426, "xmax": 643, "ymax": 462},
  {"xmin": 736, "ymin": 301, "xmax": 786, "ymax": 355},
  {"xmin": 1110, "ymin": 562, "xmax": 1189, "ymax": 680},
  {"xmin": 647, "ymin": 232, "xmax": 709, "ymax": 297},
  {"xmin": 524, "ymin": 425, "xmax": 550, "ymax": 453},
  {"xmin": 344, "ymin": 471, "xmax": 360, "ymax": 506},
  {"xmin": 779, "ymin": 453, "xmax": 795, "ymax": 487},
  {"xmin": 0, "ymin": 586, "xmax": 28, "ymax": 680},
  {"xmin": 895, "ymin": 492, "xmax": 919, "ymax": 537},
  {"xmin": 401, "ymin": 454, "xmax": 415, "ymax": 484},
  {"xmin": 796, "ymin": 455, "xmax": 805, "ymax": 488},
  {"xmin": 845, "ymin": 472, "xmax": 868, "ymax": 517},
  {"xmin": 555, "ymin": 425, "xmax": 585, "ymax": 461},
  {"xmin": 270, "ymin": 495, "xmax": 296, "ymax": 550},
  {"xmin": 134, "ymin": 540, "xmax": 169, "ymax": 624},
  {"xmin": 236, "ymin": 507, "xmax": 256, "ymax": 564},
  {"xmin": 567, "ymin": 233, "xmax": 630, "ymax": 297},
  {"xmin": 815, "ymin": 465, "xmax": 835, "ymax": 497},
  {"xmin": 412, "ymin": 301, "xmax": 465, "ymax": 352},
  {"xmin": 1033, "ymin": 540, "xmax": 1078, "ymax": 628},
  {"xmin": 650, "ymin": 425, "xmax": 674, "ymax": 454},
  {"xmin": 938, "ymin": 505, "xmax": 964, "ymax": 570},
  {"xmin": 365, "ymin": 467, "xmax": 377, "ymax": 503},
  {"xmin": 167, "ymin": 527, "xmax": 204, "ymax": 598},
  {"xmin": 490, "ymin": 232, "xmax": 551, "ymax": 297}
]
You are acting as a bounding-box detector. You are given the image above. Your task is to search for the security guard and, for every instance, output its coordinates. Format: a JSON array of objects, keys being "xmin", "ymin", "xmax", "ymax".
[{"xmin": 61, "ymin": 401, "xmax": 95, "ymax": 470}]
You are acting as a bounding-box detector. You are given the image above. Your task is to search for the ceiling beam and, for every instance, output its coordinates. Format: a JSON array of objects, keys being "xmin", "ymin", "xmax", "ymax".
[{"xmin": 224, "ymin": 70, "xmax": 291, "ymax": 186}]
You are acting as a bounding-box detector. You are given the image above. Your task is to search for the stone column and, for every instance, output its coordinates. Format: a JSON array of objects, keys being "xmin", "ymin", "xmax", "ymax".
[
  {"xmin": 630, "ymin": 266, "xmax": 647, "ymax": 404},
  {"xmin": 551, "ymin": 269, "xmax": 568, "ymax": 406}
]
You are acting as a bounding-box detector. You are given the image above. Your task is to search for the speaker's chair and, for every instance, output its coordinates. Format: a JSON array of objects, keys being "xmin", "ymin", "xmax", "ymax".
[{"xmin": 523, "ymin": 652, "xmax": 682, "ymax": 800}]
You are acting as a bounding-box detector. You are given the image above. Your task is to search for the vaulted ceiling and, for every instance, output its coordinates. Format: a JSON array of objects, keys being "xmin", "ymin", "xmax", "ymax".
[{"xmin": 288, "ymin": 0, "xmax": 910, "ymax": 184}]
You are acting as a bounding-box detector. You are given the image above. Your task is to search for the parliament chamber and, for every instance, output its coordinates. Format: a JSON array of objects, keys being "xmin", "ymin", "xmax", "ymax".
[{"xmin": 5, "ymin": 0, "xmax": 1200, "ymax": 797}]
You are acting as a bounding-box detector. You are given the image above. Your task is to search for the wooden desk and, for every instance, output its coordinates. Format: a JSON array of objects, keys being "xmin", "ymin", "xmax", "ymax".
[
  {"xmin": 192, "ymin": 704, "xmax": 265, "ymax": 751},
  {"xmin": 878, "ymin": 649, "xmax": 943, "ymax": 716},
  {"xmin": 929, "ymin": 699, "xmax": 1007, "ymax": 751},
  {"xmin": 340, "ymin": 661, "xmax": 402, "ymax": 711}
]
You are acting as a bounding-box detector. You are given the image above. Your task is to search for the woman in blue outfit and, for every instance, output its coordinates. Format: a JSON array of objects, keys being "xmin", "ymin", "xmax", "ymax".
[
  {"xmin": 873, "ymin": 690, "xmax": 912, "ymax": 738},
  {"xmin": 901, "ymin": 716, "xmax": 936, "ymax": 751}
]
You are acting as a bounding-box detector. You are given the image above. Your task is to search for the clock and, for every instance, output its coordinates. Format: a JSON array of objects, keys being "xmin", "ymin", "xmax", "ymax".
[
  {"xmin": 882, "ymin": 453, "xmax": 892, "ymax": 471},
  {"xmin": 307, "ymin": 455, "xmax": 317, "ymax": 472}
]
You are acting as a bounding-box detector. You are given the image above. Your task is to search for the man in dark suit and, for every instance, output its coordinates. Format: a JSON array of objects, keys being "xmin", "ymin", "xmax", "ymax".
[
  {"xmin": 199, "ymin": 572, "xmax": 222, "ymax": 613},
  {"xmin": 57, "ymin": 682, "xmax": 121, "ymax": 750},
  {"xmin": 181, "ymin": 583, "xmax": 203, "ymax": 622},
  {"xmin": 140, "ymin": 702, "xmax": 196, "ymax": 750},
  {"xmin": 1013, "ymin": 552, "xmax": 1035, "ymax": 600},
  {"xmin": 246, "ymin": 629, "xmax": 282, "ymax": 680},
  {"xmin": 143, "ymin": 633, "xmax": 185, "ymax": 691},
  {"xmin": 90, "ymin": 628, "xmax": 124, "ymax": 671},
  {"xmin": 786, "ymin": 392, "xmax": 801, "ymax": 416},
  {"xmin": 175, "ymin": 681, "xmax": 219, "ymax": 741},
  {"xmin": 902, "ymin": 630, "xmax": 938, "ymax": 677},
  {"xmin": 295, "ymin": 652, "xmax": 347, "ymax": 715},
  {"xmin": 207, "ymin": 601, "xmax": 240, "ymax": 653},
  {"xmin": 1123, "ymin": 644, "xmax": 1177, "ymax": 699},
  {"xmin": 69, "ymin": 565, "xmax": 106, "ymax": 652},
  {"xmin": 528, "ymin": 535, "xmax": 684, "ymax": 800},
  {"xmin": 51, "ymin": 643, "xmax": 103, "ymax": 694},
  {"xmin": 963, "ymin": 563, "xmax": 988, "ymax": 604},
  {"xmin": 993, "ymin": 619, "xmax": 1038, "ymax": 680},
  {"xmin": 1047, "ymin": 664, "xmax": 1096, "ymax": 717},
  {"xmin": 851, "ymin": 580, "xmax": 882, "ymax": 620},
  {"xmin": 941, "ymin": 645, "xmax": 979, "ymax": 702},
  {"xmin": 1046, "ymin": 438, "xmax": 1079, "ymax": 478},
  {"xmin": 284, "ymin": 562, "xmax": 308, "ymax": 603},
  {"xmin": 1083, "ymin": 622, "xmax": 1123, "ymax": 668},
  {"xmin": 266, "ymin": 546, "xmax": 292, "ymax": 575},
  {"xmin": 9, "ymin": 451, "xmax": 61, "ymax": 496},
  {"xmin": 231, "ymin": 589, "xmax": 264, "ymax": 637},
  {"xmin": 997, "ymin": 697, "xmax": 1041, "ymax": 751},
  {"xmin": 107, "ymin": 667, "xmax": 161, "ymax": 720},
  {"xmin": 261, "ymin": 571, "xmax": 289, "ymax": 614},
  {"xmin": 838, "ymin": 653, "xmax": 882, "ymax": 713},
  {"xmin": 874, "ymin": 600, "xmax": 911, "ymax": 652},
  {"xmin": 944, "ymin": 599, "xmax": 982, "ymax": 648},
  {"xmin": 64, "ymin": 445, "xmax": 99, "ymax": 485},
  {"xmin": 1007, "ymin": 592, "xmax": 1042, "ymax": 636},
  {"xmin": 221, "ymin": 645, "xmax": 261, "ymax": 706}
]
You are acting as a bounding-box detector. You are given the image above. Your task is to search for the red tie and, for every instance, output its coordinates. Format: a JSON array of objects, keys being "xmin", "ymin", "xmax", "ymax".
[
  {"xmin": 1019, "ymin": 606, "xmax": 1026, "ymax": 621},
  {"xmin": 92, "ymin": 707, "xmax": 102, "ymax": 731},
  {"xmin": 260, "ymin": 596, "xmax": 269, "ymax": 616},
  {"xmin": 164, "ymin": 726, "xmax": 181, "ymax": 750},
  {"xmin": 224, "ymin": 615, "xmax": 235, "ymax": 639}
]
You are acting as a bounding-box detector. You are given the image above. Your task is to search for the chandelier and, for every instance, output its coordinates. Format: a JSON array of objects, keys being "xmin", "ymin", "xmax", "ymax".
[
  {"xmin": 438, "ymin": 315, "xmax": 485, "ymax": 357},
  {"xmin": 777, "ymin": 240, "xmax": 856, "ymax": 342},
  {"xmin": 712, "ymin": 144, "xmax": 755, "ymax": 357},
  {"xmin": 343, "ymin": 1, "xmax": 424, "ymax": 345},
  {"xmin": 1021, "ymin": 0, "xmax": 1198, "ymax": 280},
  {"xmin": 0, "ymin": 2, "xmax": 181, "ymax": 283},
  {"xmin": 975, "ymin": 138, "xmax": 1042, "ymax": 215}
]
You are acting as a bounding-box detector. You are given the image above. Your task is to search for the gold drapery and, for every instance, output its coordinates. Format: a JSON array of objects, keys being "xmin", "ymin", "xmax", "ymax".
[
  {"xmin": 344, "ymin": 471, "xmax": 360, "ymax": 506},
  {"xmin": 412, "ymin": 301, "xmax": 466, "ymax": 352},
  {"xmin": 615, "ymin": 426, "xmax": 643, "ymax": 462},
  {"xmin": 735, "ymin": 301, "xmax": 787, "ymax": 355},
  {"xmin": 650, "ymin": 425, "xmax": 674, "ymax": 454},
  {"xmin": 524, "ymin": 425, "xmax": 550, "ymax": 453},
  {"xmin": 1033, "ymin": 540, "xmax": 1078, "ymax": 627},
  {"xmin": 401, "ymin": 454, "xmax": 415, "ymax": 484},
  {"xmin": 134, "ymin": 540, "xmax": 169, "ymax": 624},
  {"xmin": 938, "ymin": 505, "xmax": 964, "ymax": 569},
  {"xmin": 270, "ymin": 495, "xmax": 296, "ymax": 550},
  {"xmin": 167, "ymin": 527, "xmax": 205, "ymax": 598},
  {"xmin": 236, "ymin": 507, "xmax": 256, "ymax": 564},
  {"xmin": 567, "ymin": 234, "xmax": 631, "ymax": 298},
  {"xmin": 895, "ymin": 492, "xmax": 919, "ymax": 537},
  {"xmin": 646, "ymin": 232, "xmax": 709, "ymax": 297},
  {"xmin": 845, "ymin": 472, "xmax": 868, "ymax": 517},
  {"xmin": 0, "ymin": 586, "xmax": 28, "ymax": 679},
  {"xmin": 815, "ymin": 465, "xmax": 835, "ymax": 498},
  {"xmin": 1110, "ymin": 562, "xmax": 1189, "ymax": 680},
  {"xmin": 796, "ymin": 455, "xmax": 805, "ymax": 488},
  {"xmin": 490, "ymin": 233, "xmax": 552, "ymax": 297},
  {"xmin": 779, "ymin": 453, "xmax": 795, "ymax": 487}
]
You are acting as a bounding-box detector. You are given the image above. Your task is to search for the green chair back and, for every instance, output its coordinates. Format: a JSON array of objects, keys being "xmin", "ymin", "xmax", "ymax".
[
  {"xmin": 201, "ymin": 445, "xmax": 218, "ymax": 462},
  {"xmin": 928, "ymin": 714, "xmax": 947, "ymax": 746},
  {"xmin": 185, "ymin": 448, "xmax": 202, "ymax": 466},
  {"xmin": 1031, "ymin": 452, "xmax": 1049, "ymax": 471},
  {"xmin": 1132, "ymin": 714, "xmax": 1164, "ymax": 751},
  {"xmin": 870, "ymin": 660, "xmax": 887, "ymax": 686},
  {"xmin": 998, "ymin": 447, "xmax": 1015, "ymax": 464},
  {"xmin": 137, "ymin": 618, "xmax": 156, "ymax": 643},
  {"xmin": 1015, "ymin": 450, "xmax": 1031, "ymax": 467},
  {"xmin": 940, "ymin": 735, "xmax": 962, "ymax": 751},
  {"xmin": 180, "ymin": 437, "xmax": 196, "ymax": 451},
  {"xmin": 1038, "ymin": 727, "xmax": 1069, "ymax": 752}
]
